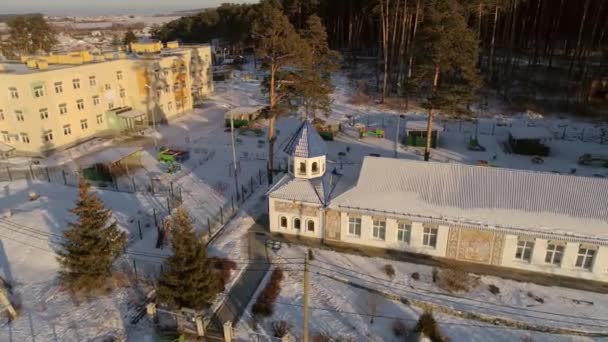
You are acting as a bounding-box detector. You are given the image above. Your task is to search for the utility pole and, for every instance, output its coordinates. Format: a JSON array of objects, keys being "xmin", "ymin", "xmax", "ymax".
[
  {"xmin": 303, "ymin": 251, "xmax": 310, "ymax": 342},
  {"xmin": 230, "ymin": 111, "xmax": 240, "ymax": 201}
]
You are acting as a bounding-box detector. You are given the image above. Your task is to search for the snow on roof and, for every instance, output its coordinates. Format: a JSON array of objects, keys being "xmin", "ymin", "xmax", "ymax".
[
  {"xmin": 405, "ymin": 121, "xmax": 443, "ymax": 132},
  {"xmin": 77, "ymin": 147, "xmax": 142, "ymax": 168},
  {"xmin": 509, "ymin": 126, "xmax": 553, "ymax": 140},
  {"xmin": 283, "ymin": 120, "xmax": 327, "ymax": 158},
  {"xmin": 115, "ymin": 108, "xmax": 146, "ymax": 119},
  {"xmin": 268, "ymin": 173, "xmax": 339, "ymax": 205},
  {"xmin": 330, "ymin": 157, "xmax": 608, "ymax": 240}
]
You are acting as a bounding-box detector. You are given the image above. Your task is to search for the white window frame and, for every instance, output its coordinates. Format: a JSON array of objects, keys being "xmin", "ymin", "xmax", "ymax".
[
  {"xmin": 89, "ymin": 76, "xmax": 97, "ymax": 86},
  {"xmin": 93, "ymin": 96, "xmax": 100, "ymax": 106},
  {"xmin": 96, "ymin": 114, "xmax": 103, "ymax": 124},
  {"xmin": 9, "ymin": 87, "xmax": 19, "ymax": 99},
  {"xmin": 575, "ymin": 247, "xmax": 596, "ymax": 270},
  {"xmin": 1, "ymin": 131, "xmax": 9, "ymax": 142},
  {"xmin": 307, "ymin": 220, "xmax": 315, "ymax": 232},
  {"xmin": 348, "ymin": 217, "xmax": 361, "ymax": 237},
  {"xmin": 279, "ymin": 216, "xmax": 287, "ymax": 229},
  {"xmin": 80, "ymin": 119, "xmax": 88, "ymax": 130},
  {"xmin": 63, "ymin": 125, "xmax": 71, "ymax": 135},
  {"xmin": 15, "ymin": 110, "xmax": 24, "ymax": 122},
  {"xmin": 116, "ymin": 70, "xmax": 123, "ymax": 80},
  {"xmin": 54, "ymin": 82, "xmax": 63, "ymax": 94},
  {"xmin": 73, "ymin": 79, "xmax": 81, "ymax": 89},
  {"xmin": 39, "ymin": 108, "xmax": 49, "ymax": 120},
  {"xmin": 422, "ymin": 226, "xmax": 438, "ymax": 248},
  {"xmin": 108, "ymin": 101, "xmax": 114, "ymax": 110},
  {"xmin": 372, "ymin": 219, "xmax": 386, "ymax": 240},
  {"xmin": 544, "ymin": 243, "xmax": 564, "ymax": 266},
  {"xmin": 20, "ymin": 133, "xmax": 30, "ymax": 143},
  {"xmin": 44, "ymin": 130, "xmax": 54, "ymax": 142},
  {"xmin": 293, "ymin": 218, "xmax": 301, "ymax": 230},
  {"xmin": 33, "ymin": 86, "xmax": 45, "ymax": 98},
  {"xmin": 0, "ymin": 109, "xmax": 4, "ymax": 121},
  {"xmin": 76, "ymin": 99, "xmax": 85, "ymax": 110},
  {"xmin": 119, "ymin": 88, "xmax": 126, "ymax": 98},
  {"xmin": 59, "ymin": 103, "xmax": 68, "ymax": 114},
  {"xmin": 397, "ymin": 222, "xmax": 411, "ymax": 243},
  {"xmin": 515, "ymin": 239, "xmax": 535, "ymax": 262},
  {"xmin": 104, "ymin": 84, "xmax": 111, "ymax": 90}
]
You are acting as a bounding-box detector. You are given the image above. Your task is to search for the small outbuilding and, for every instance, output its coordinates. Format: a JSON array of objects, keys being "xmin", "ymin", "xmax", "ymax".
[
  {"xmin": 77, "ymin": 147, "xmax": 143, "ymax": 182},
  {"xmin": 404, "ymin": 121, "xmax": 443, "ymax": 148},
  {"xmin": 508, "ymin": 126, "xmax": 552, "ymax": 156},
  {"xmin": 224, "ymin": 106, "xmax": 265, "ymax": 127}
]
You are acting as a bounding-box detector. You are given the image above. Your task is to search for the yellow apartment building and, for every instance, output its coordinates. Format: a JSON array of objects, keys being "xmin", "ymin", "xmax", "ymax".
[{"xmin": 0, "ymin": 41, "xmax": 213, "ymax": 156}]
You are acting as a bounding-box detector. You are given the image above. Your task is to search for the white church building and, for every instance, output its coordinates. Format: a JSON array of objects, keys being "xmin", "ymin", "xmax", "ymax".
[{"xmin": 267, "ymin": 121, "xmax": 608, "ymax": 282}]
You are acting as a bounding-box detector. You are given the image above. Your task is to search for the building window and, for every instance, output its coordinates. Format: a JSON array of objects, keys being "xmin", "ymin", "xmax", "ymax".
[
  {"xmin": 0, "ymin": 109, "xmax": 4, "ymax": 121},
  {"xmin": 89, "ymin": 76, "xmax": 97, "ymax": 86},
  {"xmin": 54, "ymin": 82, "xmax": 63, "ymax": 94},
  {"xmin": 164, "ymin": 85, "xmax": 170, "ymax": 93},
  {"xmin": 1, "ymin": 131, "xmax": 9, "ymax": 142},
  {"xmin": 39, "ymin": 108, "xmax": 49, "ymax": 120},
  {"xmin": 575, "ymin": 247, "xmax": 596, "ymax": 270},
  {"xmin": 299, "ymin": 162, "xmax": 306, "ymax": 175},
  {"xmin": 108, "ymin": 101, "xmax": 114, "ymax": 110},
  {"xmin": 307, "ymin": 220, "xmax": 315, "ymax": 232},
  {"xmin": 312, "ymin": 162, "xmax": 319, "ymax": 174},
  {"xmin": 20, "ymin": 133, "xmax": 30, "ymax": 143},
  {"xmin": 173, "ymin": 82, "xmax": 179, "ymax": 91},
  {"xmin": 59, "ymin": 103, "xmax": 68, "ymax": 114},
  {"xmin": 9, "ymin": 87, "xmax": 19, "ymax": 99},
  {"xmin": 163, "ymin": 68, "xmax": 169, "ymax": 76},
  {"xmin": 515, "ymin": 239, "xmax": 534, "ymax": 262},
  {"xmin": 63, "ymin": 125, "xmax": 71, "ymax": 135},
  {"xmin": 279, "ymin": 216, "xmax": 287, "ymax": 228},
  {"xmin": 293, "ymin": 218, "xmax": 301, "ymax": 230},
  {"xmin": 348, "ymin": 217, "xmax": 361, "ymax": 237},
  {"xmin": 105, "ymin": 84, "xmax": 111, "ymax": 90},
  {"xmin": 168, "ymin": 102, "xmax": 173, "ymax": 110},
  {"xmin": 120, "ymin": 88, "xmax": 126, "ymax": 98},
  {"xmin": 33, "ymin": 85, "xmax": 45, "ymax": 98},
  {"xmin": 423, "ymin": 227, "xmax": 438, "ymax": 248},
  {"xmin": 76, "ymin": 99, "xmax": 85, "ymax": 110},
  {"xmin": 176, "ymin": 100, "xmax": 182, "ymax": 109},
  {"xmin": 80, "ymin": 119, "xmax": 88, "ymax": 130},
  {"xmin": 544, "ymin": 243, "xmax": 564, "ymax": 266},
  {"xmin": 43, "ymin": 130, "xmax": 54, "ymax": 142},
  {"xmin": 116, "ymin": 71, "xmax": 123, "ymax": 80},
  {"xmin": 73, "ymin": 79, "xmax": 81, "ymax": 89},
  {"xmin": 15, "ymin": 110, "xmax": 24, "ymax": 121},
  {"xmin": 93, "ymin": 96, "xmax": 100, "ymax": 106},
  {"xmin": 96, "ymin": 114, "xmax": 103, "ymax": 124},
  {"xmin": 397, "ymin": 222, "xmax": 411, "ymax": 243},
  {"xmin": 372, "ymin": 219, "xmax": 386, "ymax": 240}
]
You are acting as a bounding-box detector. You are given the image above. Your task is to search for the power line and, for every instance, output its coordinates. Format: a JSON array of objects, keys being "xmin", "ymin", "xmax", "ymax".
[{"xmin": 308, "ymin": 259, "xmax": 608, "ymax": 325}]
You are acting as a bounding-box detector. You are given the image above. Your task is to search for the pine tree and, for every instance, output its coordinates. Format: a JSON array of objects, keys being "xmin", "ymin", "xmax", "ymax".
[
  {"xmin": 414, "ymin": 0, "xmax": 481, "ymax": 161},
  {"xmin": 57, "ymin": 179, "xmax": 127, "ymax": 293},
  {"xmin": 123, "ymin": 29, "xmax": 137, "ymax": 52},
  {"xmin": 157, "ymin": 208, "xmax": 221, "ymax": 310}
]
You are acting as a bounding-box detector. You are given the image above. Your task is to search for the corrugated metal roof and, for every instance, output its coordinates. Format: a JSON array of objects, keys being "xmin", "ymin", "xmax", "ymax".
[
  {"xmin": 330, "ymin": 157, "xmax": 608, "ymax": 238},
  {"xmin": 283, "ymin": 120, "xmax": 327, "ymax": 158},
  {"xmin": 268, "ymin": 173, "xmax": 339, "ymax": 205}
]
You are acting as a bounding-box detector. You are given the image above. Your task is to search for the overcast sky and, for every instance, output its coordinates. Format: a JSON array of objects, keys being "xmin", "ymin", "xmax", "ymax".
[{"xmin": 0, "ymin": 0, "xmax": 257, "ymax": 16}]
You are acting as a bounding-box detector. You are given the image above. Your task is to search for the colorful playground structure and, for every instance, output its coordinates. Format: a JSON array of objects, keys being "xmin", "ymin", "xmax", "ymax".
[
  {"xmin": 358, "ymin": 125, "xmax": 385, "ymax": 139},
  {"xmin": 157, "ymin": 147, "xmax": 190, "ymax": 165}
]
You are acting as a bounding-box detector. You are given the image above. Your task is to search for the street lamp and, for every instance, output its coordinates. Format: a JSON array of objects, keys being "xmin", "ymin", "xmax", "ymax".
[
  {"xmin": 144, "ymin": 84, "xmax": 158, "ymax": 148},
  {"xmin": 230, "ymin": 110, "xmax": 240, "ymax": 201},
  {"xmin": 394, "ymin": 114, "xmax": 405, "ymax": 158}
]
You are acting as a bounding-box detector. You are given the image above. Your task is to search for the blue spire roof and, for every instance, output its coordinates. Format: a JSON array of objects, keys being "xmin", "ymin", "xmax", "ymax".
[{"xmin": 283, "ymin": 120, "xmax": 327, "ymax": 158}]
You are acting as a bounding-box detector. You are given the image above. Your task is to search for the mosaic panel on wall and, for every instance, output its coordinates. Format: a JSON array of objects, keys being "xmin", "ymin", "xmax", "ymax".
[{"xmin": 446, "ymin": 225, "xmax": 505, "ymax": 265}]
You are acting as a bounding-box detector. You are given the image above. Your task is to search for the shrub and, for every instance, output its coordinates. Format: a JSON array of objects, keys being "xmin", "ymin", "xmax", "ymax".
[
  {"xmin": 432, "ymin": 268, "xmax": 439, "ymax": 283},
  {"xmin": 437, "ymin": 266, "xmax": 480, "ymax": 293},
  {"xmin": 392, "ymin": 320, "xmax": 409, "ymax": 337},
  {"xmin": 415, "ymin": 311, "xmax": 444, "ymax": 342},
  {"xmin": 383, "ymin": 264, "xmax": 396, "ymax": 279},
  {"xmin": 271, "ymin": 320, "xmax": 290, "ymax": 338},
  {"xmin": 411, "ymin": 272, "xmax": 420, "ymax": 280},
  {"xmin": 252, "ymin": 268, "xmax": 284, "ymax": 316},
  {"xmin": 488, "ymin": 284, "xmax": 500, "ymax": 295},
  {"xmin": 210, "ymin": 257, "xmax": 237, "ymax": 290},
  {"xmin": 308, "ymin": 249, "xmax": 315, "ymax": 261}
]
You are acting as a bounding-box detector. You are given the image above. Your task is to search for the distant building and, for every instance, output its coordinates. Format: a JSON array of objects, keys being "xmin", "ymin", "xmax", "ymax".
[
  {"xmin": 0, "ymin": 40, "xmax": 213, "ymax": 155},
  {"xmin": 268, "ymin": 121, "xmax": 608, "ymax": 283}
]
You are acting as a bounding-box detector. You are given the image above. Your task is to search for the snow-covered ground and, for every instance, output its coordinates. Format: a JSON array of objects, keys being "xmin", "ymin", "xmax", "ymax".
[
  {"xmin": 233, "ymin": 244, "xmax": 608, "ymax": 342},
  {"xmin": 0, "ymin": 179, "xmax": 166, "ymax": 341}
]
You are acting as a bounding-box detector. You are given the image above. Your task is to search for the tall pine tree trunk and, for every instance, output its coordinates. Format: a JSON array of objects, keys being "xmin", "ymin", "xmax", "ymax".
[
  {"xmin": 407, "ymin": 0, "xmax": 421, "ymax": 79},
  {"xmin": 424, "ymin": 66, "xmax": 440, "ymax": 162},
  {"xmin": 267, "ymin": 66, "xmax": 277, "ymax": 185},
  {"xmin": 488, "ymin": 5, "xmax": 499, "ymax": 83}
]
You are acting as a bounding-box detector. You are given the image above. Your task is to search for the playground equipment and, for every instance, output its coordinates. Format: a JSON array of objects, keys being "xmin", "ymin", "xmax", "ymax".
[
  {"xmin": 578, "ymin": 153, "xmax": 608, "ymax": 167},
  {"xmin": 467, "ymin": 136, "xmax": 486, "ymax": 151},
  {"xmin": 359, "ymin": 127, "xmax": 385, "ymax": 139},
  {"xmin": 157, "ymin": 148, "xmax": 190, "ymax": 164}
]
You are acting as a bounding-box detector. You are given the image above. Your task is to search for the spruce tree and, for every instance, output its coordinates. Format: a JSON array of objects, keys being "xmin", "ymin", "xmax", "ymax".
[
  {"xmin": 157, "ymin": 208, "xmax": 221, "ymax": 310},
  {"xmin": 57, "ymin": 179, "xmax": 127, "ymax": 293}
]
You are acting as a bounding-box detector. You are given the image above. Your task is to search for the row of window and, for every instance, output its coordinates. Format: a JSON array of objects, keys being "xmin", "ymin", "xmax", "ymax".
[
  {"xmin": 1, "ymin": 115, "xmax": 104, "ymax": 144},
  {"xmin": 515, "ymin": 239, "xmax": 597, "ymax": 270},
  {"xmin": 347, "ymin": 217, "xmax": 438, "ymax": 248},
  {"xmin": 279, "ymin": 216, "xmax": 315, "ymax": 232},
  {"xmin": 7, "ymin": 72, "xmax": 124, "ymax": 100}
]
